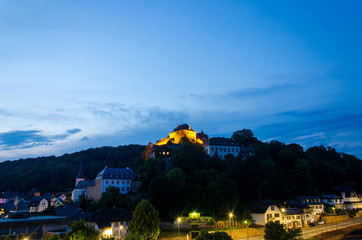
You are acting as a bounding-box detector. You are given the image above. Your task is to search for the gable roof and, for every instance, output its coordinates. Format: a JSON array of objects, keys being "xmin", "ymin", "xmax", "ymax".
[
  {"xmin": 250, "ymin": 200, "xmax": 277, "ymax": 214},
  {"xmin": 88, "ymin": 208, "xmax": 132, "ymax": 229},
  {"xmin": 283, "ymin": 208, "xmax": 302, "ymax": 215},
  {"xmin": 206, "ymin": 137, "xmax": 239, "ymax": 147},
  {"xmin": 96, "ymin": 167, "xmax": 137, "ymax": 180},
  {"xmin": 331, "ymin": 186, "xmax": 357, "ymax": 198}
]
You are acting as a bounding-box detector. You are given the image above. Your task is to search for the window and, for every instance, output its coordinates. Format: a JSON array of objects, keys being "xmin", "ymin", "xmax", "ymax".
[
  {"xmin": 127, "ymin": 187, "xmax": 130, "ymax": 191},
  {"xmin": 267, "ymin": 214, "xmax": 272, "ymax": 219},
  {"xmin": 211, "ymin": 147, "xmax": 214, "ymax": 151},
  {"xmin": 112, "ymin": 181, "xmax": 114, "ymax": 184},
  {"xmin": 274, "ymin": 213, "xmax": 280, "ymax": 217},
  {"xmin": 232, "ymin": 148, "xmax": 234, "ymax": 152},
  {"xmin": 220, "ymin": 148, "xmax": 222, "ymax": 152},
  {"xmin": 114, "ymin": 231, "xmax": 118, "ymax": 236},
  {"xmin": 236, "ymin": 148, "xmax": 239, "ymax": 152},
  {"xmin": 114, "ymin": 222, "xmax": 118, "ymax": 227},
  {"xmin": 228, "ymin": 148, "xmax": 230, "ymax": 152},
  {"xmin": 122, "ymin": 187, "xmax": 125, "ymax": 191},
  {"xmin": 224, "ymin": 148, "xmax": 226, "ymax": 152},
  {"xmin": 117, "ymin": 181, "xmax": 119, "ymax": 184},
  {"xmin": 128, "ymin": 181, "xmax": 130, "ymax": 184},
  {"xmin": 106, "ymin": 181, "xmax": 108, "ymax": 184},
  {"xmin": 271, "ymin": 206, "xmax": 275, "ymax": 210}
]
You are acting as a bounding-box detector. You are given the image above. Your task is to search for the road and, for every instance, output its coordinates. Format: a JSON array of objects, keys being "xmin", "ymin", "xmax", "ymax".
[{"xmin": 235, "ymin": 217, "xmax": 362, "ymax": 240}]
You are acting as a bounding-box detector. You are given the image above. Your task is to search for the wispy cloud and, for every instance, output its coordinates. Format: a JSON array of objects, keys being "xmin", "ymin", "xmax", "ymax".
[{"xmin": 0, "ymin": 128, "xmax": 81, "ymax": 151}]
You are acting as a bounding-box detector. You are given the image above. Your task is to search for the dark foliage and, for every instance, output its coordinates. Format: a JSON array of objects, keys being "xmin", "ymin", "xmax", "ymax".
[{"xmin": 0, "ymin": 145, "xmax": 145, "ymax": 193}]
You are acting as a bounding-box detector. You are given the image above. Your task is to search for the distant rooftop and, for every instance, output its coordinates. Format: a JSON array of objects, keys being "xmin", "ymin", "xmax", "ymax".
[
  {"xmin": 206, "ymin": 137, "xmax": 239, "ymax": 147},
  {"xmin": 173, "ymin": 123, "xmax": 194, "ymax": 132},
  {"xmin": 97, "ymin": 167, "xmax": 137, "ymax": 180}
]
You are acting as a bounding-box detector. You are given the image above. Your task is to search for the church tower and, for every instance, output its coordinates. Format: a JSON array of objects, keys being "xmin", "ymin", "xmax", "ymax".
[{"xmin": 75, "ymin": 161, "xmax": 85, "ymax": 187}]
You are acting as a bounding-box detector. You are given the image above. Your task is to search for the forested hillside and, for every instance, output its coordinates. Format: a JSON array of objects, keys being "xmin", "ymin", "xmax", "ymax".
[
  {"xmin": 0, "ymin": 145, "xmax": 145, "ymax": 193},
  {"xmin": 138, "ymin": 134, "xmax": 362, "ymax": 220},
  {"xmin": 1, "ymin": 130, "xmax": 361, "ymax": 221}
]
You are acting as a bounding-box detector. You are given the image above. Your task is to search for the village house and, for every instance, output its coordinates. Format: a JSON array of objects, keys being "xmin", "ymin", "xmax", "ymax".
[
  {"xmin": 281, "ymin": 208, "xmax": 303, "ymax": 228},
  {"xmin": 251, "ymin": 200, "xmax": 283, "ymax": 226},
  {"xmin": 86, "ymin": 208, "xmax": 132, "ymax": 239}
]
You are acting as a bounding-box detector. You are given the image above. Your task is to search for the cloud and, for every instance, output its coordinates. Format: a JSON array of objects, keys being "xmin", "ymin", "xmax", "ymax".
[
  {"xmin": 0, "ymin": 128, "xmax": 81, "ymax": 151},
  {"xmin": 189, "ymin": 84, "xmax": 296, "ymax": 101}
]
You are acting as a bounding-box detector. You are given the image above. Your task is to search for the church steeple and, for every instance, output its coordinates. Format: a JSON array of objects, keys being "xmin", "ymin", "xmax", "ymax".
[{"xmin": 75, "ymin": 160, "xmax": 85, "ymax": 187}]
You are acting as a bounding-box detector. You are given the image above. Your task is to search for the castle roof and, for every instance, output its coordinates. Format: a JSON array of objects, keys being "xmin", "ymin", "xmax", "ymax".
[{"xmin": 173, "ymin": 124, "xmax": 194, "ymax": 132}]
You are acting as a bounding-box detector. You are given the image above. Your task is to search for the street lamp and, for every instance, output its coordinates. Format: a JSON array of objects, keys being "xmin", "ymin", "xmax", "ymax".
[
  {"xmin": 244, "ymin": 220, "xmax": 249, "ymax": 240},
  {"xmin": 229, "ymin": 213, "xmax": 233, "ymax": 228},
  {"xmin": 177, "ymin": 217, "xmax": 181, "ymax": 240}
]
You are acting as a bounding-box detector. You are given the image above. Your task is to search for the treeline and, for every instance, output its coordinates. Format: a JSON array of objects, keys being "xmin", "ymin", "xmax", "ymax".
[
  {"xmin": 0, "ymin": 145, "xmax": 145, "ymax": 193},
  {"xmin": 138, "ymin": 130, "xmax": 362, "ymax": 221},
  {"xmin": 1, "ymin": 130, "xmax": 361, "ymax": 222}
]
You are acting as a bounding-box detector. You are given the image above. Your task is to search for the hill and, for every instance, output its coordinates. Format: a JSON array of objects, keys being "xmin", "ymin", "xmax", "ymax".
[{"xmin": 0, "ymin": 144, "xmax": 145, "ymax": 193}]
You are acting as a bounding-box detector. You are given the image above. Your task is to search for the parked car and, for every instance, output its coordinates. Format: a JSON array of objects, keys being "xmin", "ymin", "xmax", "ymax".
[
  {"xmin": 317, "ymin": 220, "xmax": 325, "ymax": 224},
  {"xmin": 309, "ymin": 222, "xmax": 316, "ymax": 227}
]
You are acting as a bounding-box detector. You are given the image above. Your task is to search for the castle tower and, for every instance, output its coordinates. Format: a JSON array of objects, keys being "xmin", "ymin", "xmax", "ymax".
[{"xmin": 75, "ymin": 161, "xmax": 85, "ymax": 187}]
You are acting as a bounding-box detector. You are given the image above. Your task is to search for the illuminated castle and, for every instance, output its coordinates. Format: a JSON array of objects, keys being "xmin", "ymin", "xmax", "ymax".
[
  {"xmin": 152, "ymin": 124, "xmax": 207, "ymax": 158},
  {"xmin": 155, "ymin": 124, "xmax": 204, "ymax": 146}
]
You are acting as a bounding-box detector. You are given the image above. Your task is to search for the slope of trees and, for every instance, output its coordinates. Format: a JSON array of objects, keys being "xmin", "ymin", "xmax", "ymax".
[
  {"xmin": 0, "ymin": 145, "xmax": 145, "ymax": 193},
  {"xmin": 1, "ymin": 129, "xmax": 361, "ymax": 223},
  {"xmin": 139, "ymin": 132, "xmax": 362, "ymax": 221}
]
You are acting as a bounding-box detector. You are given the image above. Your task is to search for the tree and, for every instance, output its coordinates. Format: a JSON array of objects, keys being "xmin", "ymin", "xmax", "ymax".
[
  {"xmin": 128, "ymin": 200, "xmax": 160, "ymax": 240},
  {"xmin": 264, "ymin": 221, "xmax": 285, "ymax": 240},
  {"xmin": 97, "ymin": 186, "xmax": 131, "ymax": 210},
  {"xmin": 196, "ymin": 230, "xmax": 232, "ymax": 240},
  {"xmin": 285, "ymin": 228, "xmax": 302, "ymax": 240},
  {"xmin": 65, "ymin": 219, "xmax": 99, "ymax": 240},
  {"xmin": 264, "ymin": 222, "xmax": 302, "ymax": 240},
  {"xmin": 43, "ymin": 205, "xmax": 57, "ymax": 215},
  {"xmin": 231, "ymin": 129, "xmax": 259, "ymax": 147},
  {"xmin": 141, "ymin": 142, "xmax": 153, "ymax": 160}
]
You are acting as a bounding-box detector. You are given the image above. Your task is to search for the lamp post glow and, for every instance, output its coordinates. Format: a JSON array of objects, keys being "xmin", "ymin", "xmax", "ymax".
[
  {"xmin": 177, "ymin": 218, "xmax": 181, "ymax": 240},
  {"xmin": 244, "ymin": 220, "xmax": 249, "ymax": 240}
]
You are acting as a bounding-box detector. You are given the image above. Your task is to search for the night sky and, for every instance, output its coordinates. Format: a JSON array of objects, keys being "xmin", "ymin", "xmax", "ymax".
[{"xmin": 1, "ymin": 1, "xmax": 362, "ymax": 161}]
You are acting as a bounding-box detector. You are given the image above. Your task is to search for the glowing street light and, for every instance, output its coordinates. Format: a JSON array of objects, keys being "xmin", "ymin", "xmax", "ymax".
[
  {"xmin": 177, "ymin": 217, "xmax": 181, "ymax": 240},
  {"xmin": 244, "ymin": 220, "xmax": 249, "ymax": 240}
]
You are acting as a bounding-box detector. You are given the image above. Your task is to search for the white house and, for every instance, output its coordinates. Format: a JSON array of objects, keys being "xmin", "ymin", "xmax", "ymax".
[
  {"xmin": 204, "ymin": 137, "xmax": 240, "ymax": 159},
  {"xmin": 281, "ymin": 208, "xmax": 303, "ymax": 229},
  {"xmin": 87, "ymin": 166, "xmax": 137, "ymax": 201},
  {"xmin": 332, "ymin": 186, "xmax": 362, "ymax": 210},
  {"xmin": 321, "ymin": 195, "xmax": 344, "ymax": 209},
  {"xmin": 87, "ymin": 208, "xmax": 132, "ymax": 239},
  {"xmin": 251, "ymin": 200, "xmax": 283, "ymax": 226},
  {"xmin": 295, "ymin": 196, "xmax": 324, "ymax": 216}
]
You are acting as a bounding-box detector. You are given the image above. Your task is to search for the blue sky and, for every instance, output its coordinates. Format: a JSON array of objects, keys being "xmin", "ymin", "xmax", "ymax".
[{"xmin": 0, "ymin": 0, "xmax": 361, "ymax": 161}]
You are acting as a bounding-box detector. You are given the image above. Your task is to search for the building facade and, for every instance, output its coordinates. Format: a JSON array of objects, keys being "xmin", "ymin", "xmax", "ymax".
[
  {"xmin": 204, "ymin": 137, "xmax": 240, "ymax": 159},
  {"xmin": 87, "ymin": 167, "xmax": 137, "ymax": 201}
]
